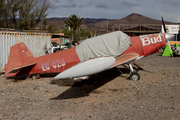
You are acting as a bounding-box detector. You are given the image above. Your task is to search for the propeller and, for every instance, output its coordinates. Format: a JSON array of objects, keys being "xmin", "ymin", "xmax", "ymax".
[
  {"xmin": 161, "ymin": 17, "xmax": 167, "ymax": 33},
  {"xmin": 161, "ymin": 17, "xmax": 174, "ymax": 41}
]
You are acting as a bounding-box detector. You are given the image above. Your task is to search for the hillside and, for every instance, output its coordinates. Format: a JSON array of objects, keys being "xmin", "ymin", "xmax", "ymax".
[
  {"xmin": 115, "ymin": 13, "xmax": 166, "ymax": 24},
  {"xmin": 40, "ymin": 13, "xmax": 174, "ymax": 34},
  {"xmin": 44, "ymin": 17, "xmax": 111, "ymax": 29},
  {"xmin": 94, "ymin": 13, "xmax": 174, "ymax": 27}
]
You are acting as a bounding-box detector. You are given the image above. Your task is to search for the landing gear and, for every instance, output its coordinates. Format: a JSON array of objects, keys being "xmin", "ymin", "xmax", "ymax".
[
  {"xmin": 31, "ymin": 74, "xmax": 40, "ymax": 80},
  {"xmin": 129, "ymin": 64, "xmax": 140, "ymax": 80},
  {"xmin": 133, "ymin": 67, "xmax": 139, "ymax": 73},
  {"xmin": 129, "ymin": 72, "xmax": 140, "ymax": 80},
  {"xmin": 26, "ymin": 74, "xmax": 40, "ymax": 80},
  {"xmin": 118, "ymin": 63, "xmax": 141, "ymax": 80}
]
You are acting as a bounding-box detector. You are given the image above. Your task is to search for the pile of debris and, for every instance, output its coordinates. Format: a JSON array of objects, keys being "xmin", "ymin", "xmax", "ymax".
[{"xmin": 162, "ymin": 43, "xmax": 180, "ymax": 57}]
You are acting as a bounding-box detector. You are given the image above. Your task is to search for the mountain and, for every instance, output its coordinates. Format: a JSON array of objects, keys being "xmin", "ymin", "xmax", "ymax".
[
  {"xmin": 94, "ymin": 13, "xmax": 174, "ymax": 27},
  {"xmin": 44, "ymin": 17, "xmax": 113, "ymax": 28},
  {"xmin": 83, "ymin": 18, "xmax": 112, "ymax": 27},
  {"xmin": 117, "ymin": 13, "xmax": 163, "ymax": 24},
  {"xmin": 40, "ymin": 13, "xmax": 174, "ymax": 34}
]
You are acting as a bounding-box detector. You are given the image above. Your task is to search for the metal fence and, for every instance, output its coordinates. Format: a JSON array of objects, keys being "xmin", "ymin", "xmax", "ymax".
[
  {"xmin": 96, "ymin": 24, "xmax": 162, "ymax": 35},
  {"xmin": 0, "ymin": 31, "xmax": 51, "ymax": 72}
]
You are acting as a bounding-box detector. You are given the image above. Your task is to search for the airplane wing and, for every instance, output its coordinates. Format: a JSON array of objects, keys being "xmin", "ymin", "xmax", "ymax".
[
  {"xmin": 110, "ymin": 53, "xmax": 139, "ymax": 68},
  {"xmin": 54, "ymin": 53, "xmax": 139, "ymax": 79},
  {"xmin": 54, "ymin": 56, "xmax": 115, "ymax": 79}
]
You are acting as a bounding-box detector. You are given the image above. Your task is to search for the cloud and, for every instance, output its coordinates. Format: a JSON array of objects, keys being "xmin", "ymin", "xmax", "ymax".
[
  {"xmin": 95, "ymin": 3, "xmax": 108, "ymax": 9},
  {"xmin": 87, "ymin": 2, "xmax": 93, "ymax": 7},
  {"xmin": 79, "ymin": 4, "xmax": 86, "ymax": 8},
  {"xmin": 46, "ymin": 0, "xmax": 179, "ymax": 22},
  {"xmin": 59, "ymin": 3, "xmax": 77, "ymax": 8},
  {"xmin": 48, "ymin": 0, "xmax": 88, "ymax": 10},
  {"xmin": 164, "ymin": 0, "xmax": 180, "ymax": 6},
  {"xmin": 121, "ymin": 1, "xmax": 139, "ymax": 7},
  {"xmin": 36, "ymin": 0, "xmax": 52, "ymax": 8}
]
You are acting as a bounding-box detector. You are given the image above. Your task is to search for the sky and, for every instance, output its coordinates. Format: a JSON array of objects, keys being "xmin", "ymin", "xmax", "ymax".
[{"xmin": 42, "ymin": 0, "xmax": 180, "ymax": 23}]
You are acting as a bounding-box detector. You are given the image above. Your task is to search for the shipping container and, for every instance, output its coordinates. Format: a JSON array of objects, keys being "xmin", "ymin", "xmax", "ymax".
[{"xmin": 0, "ymin": 31, "xmax": 51, "ymax": 72}]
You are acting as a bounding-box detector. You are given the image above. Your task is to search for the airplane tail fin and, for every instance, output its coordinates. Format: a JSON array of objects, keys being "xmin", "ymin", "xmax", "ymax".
[{"xmin": 5, "ymin": 42, "xmax": 36, "ymax": 76}]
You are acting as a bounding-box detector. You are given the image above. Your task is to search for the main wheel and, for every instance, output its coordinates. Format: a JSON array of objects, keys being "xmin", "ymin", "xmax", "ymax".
[{"xmin": 129, "ymin": 72, "xmax": 140, "ymax": 80}]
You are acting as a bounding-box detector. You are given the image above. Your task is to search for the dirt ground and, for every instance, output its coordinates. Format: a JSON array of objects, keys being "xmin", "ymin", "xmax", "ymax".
[{"xmin": 0, "ymin": 52, "xmax": 180, "ymax": 120}]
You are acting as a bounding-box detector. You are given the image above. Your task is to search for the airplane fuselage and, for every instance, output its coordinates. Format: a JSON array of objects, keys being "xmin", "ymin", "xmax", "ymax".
[{"xmin": 122, "ymin": 33, "xmax": 166, "ymax": 57}]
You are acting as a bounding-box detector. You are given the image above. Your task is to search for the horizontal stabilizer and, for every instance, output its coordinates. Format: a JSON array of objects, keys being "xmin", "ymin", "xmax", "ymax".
[
  {"xmin": 110, "ymin": 53, "xmax": 139, "ymax": 68},
  {"xmin": 54, "ymin": 56, "xmax": 115, "ymax": 79},
  {"xmin": 8, "ymin": 62, "xmax": 36, "ymax": 73}
]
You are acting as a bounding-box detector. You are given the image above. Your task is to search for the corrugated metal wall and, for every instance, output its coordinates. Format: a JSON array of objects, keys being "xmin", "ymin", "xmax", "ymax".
[{"xmin": 0, "ymin": 31, "xmax": 52, "ymax": 72}]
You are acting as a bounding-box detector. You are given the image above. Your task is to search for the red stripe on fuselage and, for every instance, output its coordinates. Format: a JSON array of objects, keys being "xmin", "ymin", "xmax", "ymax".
[
  {"xmin": 30, "ymin": 47, "xmax": 80, "ymax": 74},
  {"xmin": 121, "ymin": 36, "xmax": 144, "ymax": 57}
]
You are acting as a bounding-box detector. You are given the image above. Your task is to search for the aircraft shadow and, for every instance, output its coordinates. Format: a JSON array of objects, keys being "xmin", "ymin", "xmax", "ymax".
[{"xmin": 50, "ymin": 68, "xmax": 130, "ymax": 100}]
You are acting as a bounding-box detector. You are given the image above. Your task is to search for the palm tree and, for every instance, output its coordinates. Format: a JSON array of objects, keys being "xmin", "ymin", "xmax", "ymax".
[{"xmin": 64, "ymin": 14, "xmax": 84, "ymax": 31}]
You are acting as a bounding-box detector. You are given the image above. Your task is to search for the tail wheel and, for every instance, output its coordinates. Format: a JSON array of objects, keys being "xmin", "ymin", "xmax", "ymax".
[
  {"xmin": 129, "ymin": 72, "xmax": 140, "ymax": 80},
  {"xmin": 32, "ymin": 74, "xmax": 40, "ymax": 80}
]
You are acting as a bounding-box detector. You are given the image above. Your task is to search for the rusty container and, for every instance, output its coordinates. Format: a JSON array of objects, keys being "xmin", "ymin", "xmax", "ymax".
[{"xmin": 0, "ymin": 31, "xmax": 51, "ymax": 72}]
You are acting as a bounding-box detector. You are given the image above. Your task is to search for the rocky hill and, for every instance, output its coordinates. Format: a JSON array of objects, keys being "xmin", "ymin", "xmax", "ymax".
[
  {"xmin": 94, "ymin": 13, "xmax": 174, "ymax": 28},
  {"xmin": 42, "ymin": 13, "xmax": 174, "ymax": 34}
]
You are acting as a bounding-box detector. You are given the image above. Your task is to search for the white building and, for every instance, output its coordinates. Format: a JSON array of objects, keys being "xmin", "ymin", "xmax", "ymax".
[{"xmin": 162, "ymin": 25, "xmax": 180, "ymax": 41}]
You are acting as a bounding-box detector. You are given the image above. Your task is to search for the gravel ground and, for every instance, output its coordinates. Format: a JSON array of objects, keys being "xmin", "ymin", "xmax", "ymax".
[{"xmin": 0, "ymin": 52, "xmax": 180, "ymax": 120}]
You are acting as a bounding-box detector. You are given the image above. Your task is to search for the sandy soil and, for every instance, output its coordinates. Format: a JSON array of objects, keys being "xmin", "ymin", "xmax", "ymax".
[{"xmin": 0, "ymin": 52, "xmax": 180, "ymax": 120}]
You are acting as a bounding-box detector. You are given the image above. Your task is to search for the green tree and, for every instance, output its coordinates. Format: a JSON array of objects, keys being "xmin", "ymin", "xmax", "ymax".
[
  {"xmin": 0, "ymin": 0, "xmax": 50, "ymax": 30},
  {"xmin": 63, "ymin": 14, "xmax": 84, "ymax": 42},
  {"xmin": 42, "ymin": 19, "xmax": 48, "ymax": 30},
  {"xmin": 47, "ymin": 23, "xmax": 55, "ymax": 33},
  {"xmin": 63, "ymin": 14, "xmax": 84, "ymax": 31},
  {"xmin": 62, "ymin": 27, "xmax": 93, "ymax": 43},
  {"xmin": 0, "ymin": 0, "xmax": 11, "ymax": 28}
]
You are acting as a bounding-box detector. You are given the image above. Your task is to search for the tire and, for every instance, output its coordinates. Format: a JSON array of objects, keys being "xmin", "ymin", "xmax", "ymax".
[
  {"xmin": 32, "ymin": 75, "xmax": 37, "ymax": 80},
  {"xmin": 129, "ymin": 72, "xmax": 140, "ymax": 80},
  {"xmin": 31, "ymin": 74, "xmax": 40, "ymax": 80}
]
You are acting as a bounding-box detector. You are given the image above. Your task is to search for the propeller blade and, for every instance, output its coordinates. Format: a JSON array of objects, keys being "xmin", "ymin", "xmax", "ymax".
[{"xmin": 161, "ymin": 17, "xmax": 167, "ymax": 33}]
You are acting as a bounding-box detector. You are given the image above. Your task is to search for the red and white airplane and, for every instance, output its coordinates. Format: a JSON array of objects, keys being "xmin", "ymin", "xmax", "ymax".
[{"xmin": 4, "ymin": 19, "xmax": 174, "ymax": 80}]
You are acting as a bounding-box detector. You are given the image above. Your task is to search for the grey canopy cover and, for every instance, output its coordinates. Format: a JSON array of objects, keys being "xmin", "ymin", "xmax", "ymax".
[{"xmin": 76, "ymin": 31, "xmax": 131, "ymax": 62}]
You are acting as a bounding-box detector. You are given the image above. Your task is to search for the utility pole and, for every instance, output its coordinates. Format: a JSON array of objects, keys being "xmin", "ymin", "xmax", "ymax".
[
  {"xmin": 178, "ymin": 19, "xmax": 180, "ymax": 41},
  {"xmin": 107, "ymin": 19, "xmax": 108, "ymax": 33}
]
